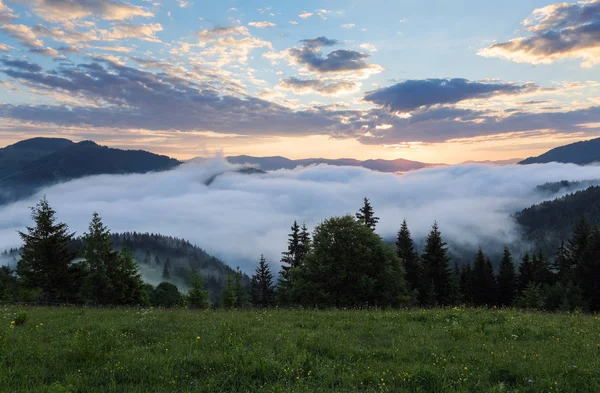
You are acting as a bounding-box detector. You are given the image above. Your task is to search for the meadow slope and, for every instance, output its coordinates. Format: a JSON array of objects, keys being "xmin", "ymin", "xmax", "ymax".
[{"xmin": 1, "ymin": 307, "xmax": 599, "ymax": 393}]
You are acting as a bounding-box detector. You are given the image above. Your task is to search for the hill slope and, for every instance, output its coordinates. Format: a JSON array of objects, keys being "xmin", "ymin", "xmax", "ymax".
[
  {"xmin": 0, "ymin": 138, "xmax": 181, "ymax": 204},
  {"xmin": 515, "ymin": 185, "xmax": 600, "ymax": 252},
  {"xmin": 519, "ymin": 137, "xmax": 600, "ymax": 165}
]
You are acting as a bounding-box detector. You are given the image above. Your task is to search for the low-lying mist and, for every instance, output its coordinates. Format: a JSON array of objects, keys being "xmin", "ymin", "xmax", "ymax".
[{"xmin": 1, "ymin": 159, "xmax": 600, "ymax": 272}]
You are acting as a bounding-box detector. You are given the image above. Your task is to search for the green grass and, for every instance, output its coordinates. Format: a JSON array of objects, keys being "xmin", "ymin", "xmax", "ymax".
[{"xmin": 1, "ymin": 307, "xmax": 599, "ymax": 392}]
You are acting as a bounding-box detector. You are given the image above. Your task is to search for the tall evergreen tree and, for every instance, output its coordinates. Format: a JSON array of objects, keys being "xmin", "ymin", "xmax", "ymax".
[
  {"xmin": 459, "ymin": 263, "xmax": 474, "ymax": 304},
  {"xmin": 221, "ymin": 267, "xmax": 248, "ymax": 308},
  {"xmin": 396, "ymin": 220, "xmax": 421, "ymax": 292},
  {"xmin": 497, "ymin": 246, "xmax": 516, "ymax": 307},
  {"xmin": 578, "ymin": 228, "xmax": 600, "ymax": 311},
  {"xmin": 17, "ymin": 197, "xmax": 77, "ymax": 303},
  {"xmin": 113, "ymin": 244, "xmax": 148, "ymax": 306},
  {"xmin": 80, "ymin": 212, "xmax": 120, "ymax": 305},
  {"xmin": 518, "ymin": 253, "xmax": 535, "ymax": 293},
  {"xmin": 162, "ymin": 258, "xmax": 171, "ymax": 280},
  {"xmin": 567, "ymin": 216, "xmax": 591, "ymax": 266},
  {"xmin": 278, "ymin": 221, "xmax": 308, "ymax": 303},
  {"xmin": 420, "ymin": 222, "xmax": 452, "ymax": 305},
  {"xmin": 356, "ymin": 197, "xmax": 379, "ymax": 230},
  {"xmin": 554, "ymin": 241, "xmax": 573, "ymax": 284},
  {"xmin": 187, "ymin": 272, "xmax": 210, "ymax": 309},
  {"xmin": 532, "ymin": 251, "xmax": 552, "ymax": 286},
  {"xmin": 471, "ymin": 248, "xmax": 496, "ymax": 306},
  {"xmin": 251, "ymin": 254, "xmax": 275, "ymax": 307}
]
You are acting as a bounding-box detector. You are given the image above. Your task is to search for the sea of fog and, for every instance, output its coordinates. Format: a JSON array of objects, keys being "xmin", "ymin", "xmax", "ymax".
[{"xmin": 1, "ymin": 159, "xmax": 600, "ymax": 272}]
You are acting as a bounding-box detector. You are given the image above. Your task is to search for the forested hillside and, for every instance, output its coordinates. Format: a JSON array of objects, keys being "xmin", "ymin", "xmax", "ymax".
[
  {"xmin": 519, "ymin": 137, "xmax": 600, "ymax": 165},
  {"xmin": 0, "ymin": 138, "xmax": 180, "ymax": 205},
  {"xmin": 516, "ymin": 185, "xmax": 600, "ymax": 252}
]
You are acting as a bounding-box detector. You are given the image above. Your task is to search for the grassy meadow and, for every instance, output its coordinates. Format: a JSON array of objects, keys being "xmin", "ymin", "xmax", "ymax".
[{"xmin": 1, "ymin": 307, "xmax": 599, "ymax": 393}]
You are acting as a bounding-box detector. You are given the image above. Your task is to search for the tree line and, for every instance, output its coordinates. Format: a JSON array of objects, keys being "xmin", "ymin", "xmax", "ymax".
[{"xmin": 1, "ymin": 197, "xmax": 599, "ymax": 312}]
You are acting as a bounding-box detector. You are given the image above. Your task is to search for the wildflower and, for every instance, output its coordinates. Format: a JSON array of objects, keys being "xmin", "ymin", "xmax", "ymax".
[
  {"xmin": 464, "ymin": 367, "xmax": 468, "ymax": 371},
  {"xmin": 196, "ymin": 336, "xmax": 200, "ymax": 340},
  {"xmin": 10, "ymin": 320, "xmax": 15, "ymax": 329}
]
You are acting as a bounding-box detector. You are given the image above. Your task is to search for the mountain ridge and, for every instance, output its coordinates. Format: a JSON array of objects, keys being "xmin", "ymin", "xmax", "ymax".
[{"xmin": 519, "ymin": 137, "xmax": 600, "ymax": 165}]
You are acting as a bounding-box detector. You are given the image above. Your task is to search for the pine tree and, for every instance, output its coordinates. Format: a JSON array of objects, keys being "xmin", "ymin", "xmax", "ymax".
[
  {"xmin": 578, "ymin": 228, "xmax": 600, "ymax": 311},
  {"xmin": 221, "ymin": 267, "xmax": 247, "ymax": 309},
  {"xmin": 396, "ymin": 220, "xmax": 421, "ymax": 292},
  {"xmin": 471, "ymin": 248, "xmax": 496, "ymax": 306},
  {"xmin": 532, "ymin": 251, "xmax": 552, "ymax": 286},
  {"xmin": 187, "ymin": 272, "xmax": 210, "ymax": 309},
  {"xmin": 420, "ymin": 222, "xmax": 452, "ymax": 305},
  {"xmin": 278, "ymin": 221, "xmax": 308, "ymax": 304},
  {"xmin": 251, "ymin": 254, "xmax": 275, "ymax": 307},
  {"xmin": 518, "ymin": 253, "xmax": 535, "ymax": 293},
  {"xmin": 17, "ymin": 197, "xmax": 77, "ymax": 303},
  {"xmin": 497, "ymin": 246, "xmax": 516, "ymax": 307},
  {"xmin": 356, "ymin": 197, "xmax": 379, "ymax": 230},
  {"xmin": 460, "ymin": 263, "xmax": 474, "ymax": 304},
  {"xmin": 162, "ymin": 258, "xmax": 171, "ymax": 280},
  {"xmin": 554, "ymin": 241, "xmax": 573, "ymax": 284},
  {"xmin": 80, "ymin": 212, "xmax": 119, "ymax": 305},
  {"xmin": 567, "ymin": 216, "xmax": 591, "ymax": 266}
]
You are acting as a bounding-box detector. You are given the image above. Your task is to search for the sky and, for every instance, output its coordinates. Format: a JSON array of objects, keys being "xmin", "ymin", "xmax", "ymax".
[{"xmin": 0, "ymin": 0, "xmax": 600, "ymax": 163}]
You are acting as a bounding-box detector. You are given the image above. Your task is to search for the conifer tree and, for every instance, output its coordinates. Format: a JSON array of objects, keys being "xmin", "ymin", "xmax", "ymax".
[
  {"xmin": 251, "ymin": 254, "xmax": 275, "ymax": 307},
  {"xmin": 497, "ymin": 246, "xmax": 516, "ymax": 307},
  {"xmin": 532, "ymin": 251, "xmax": 552, "ymax": 286},
  {"xmin": 568, "ymin": 216, "xmax": 591, "ymax": 266},
  {"xmin": 396, "ymin": 220, "xmax": 421, "ymax": 292},
  {"xmin": 459, "ymin": 263, "xmax": 474, "ymax": 304},
  {"xmin": 80, "ymin": 212, "xmax": 119, "ymax": 304},
  {"xmin": 221, "ymin": 267, "xmax": 247, "ymax": 308},
  {"xmin": 187, "ymin": 272, "xmax": 210, "ymax": 309},
  {"xmin": 356, "ymin": 197, "xmax": 379, "ymax": 230},
  {"xmin": 278, "ymin": 221, "xmax": 308, "ymax": 303},
  {"xmin": 578, "ymin": 228, "xmax": 600, "ymax": 311},
  {"xmin": 162, "ymin": 258, "xmax": 171, "ymax": 280},
  {"xmin": 471, "ymin": 248, "xmax": 496, "ymax": 305},
  {"xmin": 518, "ymin": 253, "xmax": 535, "ymax": 293},
  {"xmin": 554, "ymin": 241, "xmax": 573, "ymax": 284},
  {"xmin": 420, "ymin": 222, "xmax": 452, "ymax": 305},
  {"xmin": 143, "ymin": 250, "xmax": 151, "ymax": 265},
  {"xmin": 17, "ymin": 197, "xmax": 77, "ymax": 303},
  {"xmin": 113, "ymin": 244, "xmax": 148, "ymax": 306}
]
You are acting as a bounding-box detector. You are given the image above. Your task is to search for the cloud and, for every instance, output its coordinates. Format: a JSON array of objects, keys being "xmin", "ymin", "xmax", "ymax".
[
  {"xmin": 197, "ymin": 26, "xmax": 249, "ymax": 40},
  {"xmin": 300, "ymin": 36, "xmax": 338, "ymax": 48},
  {"xmin": 176, "ymin": 0, "xmax": 191, "ymax": 8},
  {"xmin": 278, "ymin": 77, "xmax": 361, "ymax": 96},
  {"xmin": 364, "ymin": 78, "xmax": 539, "ymax": 112},
  {"xmin": 0, "ymin": 0, "xmax": 16, "ymax": 23},
  {"xmin": 289, "ymin": 21, "xmax": 298, "ymax": 25},
  {"xmin": 359, "ymin": 43, "xmax": 377, "ymax": 52},
  {"xmin": 248, "ymin": 21, "xmax": 276, "ymax": 28},
  {"xmin": 342, "ymin": 23, "xmax": 355, "ymax": 29},
  {"xmin": 101, "ymin": 22, "xmax": 163, "ymax": 42},
  {"xmin": 1, "ymin": 58, "xmax": 43, "ymax": 72},
  {"xmin": 290, "ymin": 38, "xmax": 383, "ymax": 76},
  {"xmin": 479, "ymin": 0, "xmax": 600, "ymax": 67},
  {"xmin": 2, "ymin": 160, "xmax": 600, "ymax": 272},
  {"xmin": 15, "ymin": 0, "xmax": 153, "ymax": 22},
  {"xmin": 0, "ymin": 59, "xmax": 340, "ymax": 135},
  {"xmin": 0, "ymin": 24, "xmax": 45, "ymax": 49},
  {"xmin": 298, "ymin": 12, "xmax": 313, "ymax": 19},
  {"xmin": 0, "ymin": 44, "xmax": 12, "ymax": 52}
]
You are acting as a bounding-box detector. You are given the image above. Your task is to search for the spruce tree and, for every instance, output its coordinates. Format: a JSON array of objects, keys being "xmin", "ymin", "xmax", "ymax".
[
  {"xmin": 578, "ymin": 227, "xmax": 600, "ymax": 311},
  {"xmin": 459, "ymin": 263, "xmax": 474, "ymax": 304},
  {"xmin": 396, "ymin": 220, "xmax": 421, "ymax": 292},
  {"xmin": 518, "ymin": 253, "xmax": 535, "ymax": 293},
  {"xmin": 497, "ymin": 246, "xmax": 516, "ymax": 307},
  {"xmin": 251, "ymin": 254, "xmax": 275, "ymax": 307},
  {"xmin": 471, "ymin": 248, "xmax": 496, "ymax": 306},
  {"xmin": 17, "ymin": 197, "xmax": 77, "ymax": 303},
  {"xmin": 568, "ymin": 216, "xmax": 591, "ymax": 266},
  {"xmin": 356, "ymin": 197, "xmax": 379, "ymax": 230},
  {"xmin": 420, "ymin": 222, "xmax": 452, "ymax": 305},
  {"xmin": 532, "ymin": 251, "xmax": 552, "ymax": 286},
  {"xmin": 221, "ymin": 267, "xmax": 247, "ymax": 309},
  {"xmin": 162, "ymin": 258, "xmax": 171, "ymax": 280},
  {"xmin": 80, "ymin": 212, "xmax": 120, "ymax": 305},
  {"xmin": 554, "ymin": 241, "xmax": 573, "ymax": 284},
  {"xmin": 278, "ymin": 221, "xmax": 306, "ymax": 304},
  {"xmin": 187, "ymin": 272, "xmax": 210, "ymax": 309}
]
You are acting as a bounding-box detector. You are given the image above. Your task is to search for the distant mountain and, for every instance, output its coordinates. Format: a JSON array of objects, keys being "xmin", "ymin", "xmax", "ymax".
[
  {"xmin": 461, "ymin": 158, "xmax": 522, "ymax": 166},
  {"xmin": 519, "ymin": 137, "xmax": 600, "ymax": 165},
  {"xmin": 226, "ymin": 155, "xmax": 438, "ymax": 173},
  {"xmin": 0, "ymin": 138, "xmax": 181, "ymax": 204}
]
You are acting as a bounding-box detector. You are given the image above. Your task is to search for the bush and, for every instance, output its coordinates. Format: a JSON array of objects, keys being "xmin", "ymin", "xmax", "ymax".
[{"xmin": 14, "ymin": 311, "xmax": 28, "ymax": 326}]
